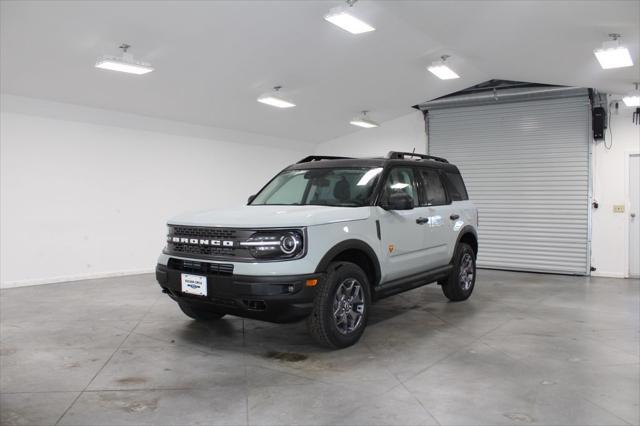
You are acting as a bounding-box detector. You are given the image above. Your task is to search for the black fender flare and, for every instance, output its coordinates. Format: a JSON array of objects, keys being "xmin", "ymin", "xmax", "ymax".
[
  {"xmin": 453, "ymin": 226, "xmax": 478, "ymax": 261},
  {"xmin": 314, "ymin": 239, "xmax": 382, "ymax": 286}
]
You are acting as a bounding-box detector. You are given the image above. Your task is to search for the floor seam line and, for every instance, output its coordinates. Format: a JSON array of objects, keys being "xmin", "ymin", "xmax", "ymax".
[
  {"xmin": 360, "ymin": 342, "xmax": 442, "ymax": 425},
  {"xmin": 581, "ymin": 395, "xmax": 635, "ymax": 425},
  {"xmin": 407, "ymin": 387, "xmax": 442, "ymax": 426},
  {"xmin": 53, "ymin": 294, "xmax": 162, "ymax": 425},
  {"xmin": 399, "ymin": 319, "xmax": 513, "ymax": 385}
]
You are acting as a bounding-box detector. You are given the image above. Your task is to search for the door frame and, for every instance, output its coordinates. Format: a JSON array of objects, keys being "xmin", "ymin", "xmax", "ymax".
[{"xmin": 624, "ymin": 150, "xmax": 640, "ymax": 278}]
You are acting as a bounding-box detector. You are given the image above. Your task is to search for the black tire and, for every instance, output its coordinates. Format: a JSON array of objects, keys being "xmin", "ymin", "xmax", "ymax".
[
  {"xmin": 441, "ymin": 243, "xmax": 476, "ymax": 302},
  {"xmin": 307, "ymin": 262, "xmax": 371, "ymax": 349},
  {"xmin": 178, "ymin": 302, "xmax": 225, "ymax": 321}
]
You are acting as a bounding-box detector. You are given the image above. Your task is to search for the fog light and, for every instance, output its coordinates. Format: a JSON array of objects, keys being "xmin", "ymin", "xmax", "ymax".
[{"xmin": 288, "ymin": 285, "xmax": 295, "ymax": 293}]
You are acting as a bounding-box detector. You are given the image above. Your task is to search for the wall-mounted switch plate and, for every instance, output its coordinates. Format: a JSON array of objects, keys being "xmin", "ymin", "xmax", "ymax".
[{"xmin": 613, "ymin": 204, "xmax": 625, "ymax": 213}]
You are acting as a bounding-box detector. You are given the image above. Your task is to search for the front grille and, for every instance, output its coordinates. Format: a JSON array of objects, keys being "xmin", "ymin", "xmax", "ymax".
[
  {"xmin": 171, "ymin": 226, "xmax": 236, "ymax": 240},
  {"xmin": 167, "ymin": 258, "xmax": 234, "ymax": 275},
  {"xmin": 170, "ymin": 243, "xmax": 235, "ymax": 257},
  {"xmin": 166, "ymin": 225, "xmax": 254, "ymax": 260}
]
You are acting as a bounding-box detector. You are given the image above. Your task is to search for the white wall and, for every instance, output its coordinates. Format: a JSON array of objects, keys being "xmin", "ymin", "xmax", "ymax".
[
  {"xmin": 591, "ymin": 100, "xmax": 640, "ymax": 278},
  {"xmin": 315, "ymin": 111, "xmax": 427, "ymax": 157},
  {"xmin": 0, "ymin": 95, "xmax": 312, "ymax": 288}
]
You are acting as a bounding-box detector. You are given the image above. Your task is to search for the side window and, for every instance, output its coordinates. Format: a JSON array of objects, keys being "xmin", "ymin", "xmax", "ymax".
[
  {"xmin": 381, "ymin": 167, "xmax": 418, "ymax": 207},
  {"xmin": 444, "ymin": 172, "xmax": 469, "ymax": 201},
  {"xmin": 420, "ymin": 169, "xmax": 448, "ymax": 206},
  {"xmin": 305, "ymin": 169, "xmax": 377, "ymax": 206}
]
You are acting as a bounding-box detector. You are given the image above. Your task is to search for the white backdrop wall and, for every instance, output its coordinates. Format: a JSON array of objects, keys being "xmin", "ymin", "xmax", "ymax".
[
  {"xmin": 591, "ymin": 101, "xmax": 640, "ymax": 278},
  {"xmin": 0, "ymin": 95, "xmax": 312, "ymax": 288}
]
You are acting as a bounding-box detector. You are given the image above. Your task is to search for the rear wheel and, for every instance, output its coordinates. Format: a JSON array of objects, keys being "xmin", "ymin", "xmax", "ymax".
[
  {"xmin": 307, "ymin": 262, "xmax": 371, "ymax": 349},
  {"xmin": 178, "ymin": 302, "xmax": 225, "ymax": 321},
  {"xmin": 441, "ymin": 243, "xmax": 476, "ymax": 302}
]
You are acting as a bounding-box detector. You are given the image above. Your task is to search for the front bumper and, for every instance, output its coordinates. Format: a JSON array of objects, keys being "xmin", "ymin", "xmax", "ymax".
[{"xmin": 155, "ymin": 260, "xmax": 322, "ymax": 323}]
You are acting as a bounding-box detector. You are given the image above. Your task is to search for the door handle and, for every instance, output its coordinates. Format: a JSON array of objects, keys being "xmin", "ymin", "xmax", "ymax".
[
  {"xmin": 450, "ymin": 214, "xmax": 460, "ymax": 220},
  {"xmin": 416, "ymin": 217, "xmax": 429, "ymax": 225}
]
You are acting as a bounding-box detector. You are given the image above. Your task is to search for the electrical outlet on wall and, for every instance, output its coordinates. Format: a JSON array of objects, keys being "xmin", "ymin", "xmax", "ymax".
[{"xmin": 613, "ymin": 204, "xmax": 625, "ymax": 213}]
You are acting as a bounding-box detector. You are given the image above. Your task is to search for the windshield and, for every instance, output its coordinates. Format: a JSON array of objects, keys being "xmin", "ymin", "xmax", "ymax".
[{"xmin": 251, "ymin": 167, "xmax": 384, "ymax": 207}]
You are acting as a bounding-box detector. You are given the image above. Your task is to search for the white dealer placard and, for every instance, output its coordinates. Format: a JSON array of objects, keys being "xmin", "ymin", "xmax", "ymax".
[{"xmin": 181, "ymin": 274, "xmax": 207, "ymax": 297}]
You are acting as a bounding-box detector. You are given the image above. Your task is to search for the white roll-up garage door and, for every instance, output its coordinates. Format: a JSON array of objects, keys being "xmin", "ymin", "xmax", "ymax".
[{"xmin": 425, "ymin": 90, "xmax": 591, "ymax": 275}]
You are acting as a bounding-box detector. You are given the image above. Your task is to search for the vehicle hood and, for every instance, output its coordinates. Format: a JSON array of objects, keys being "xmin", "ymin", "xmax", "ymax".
[{"xmin": 168, "ymin": 205, "xmax": 371, "ymax": 228}]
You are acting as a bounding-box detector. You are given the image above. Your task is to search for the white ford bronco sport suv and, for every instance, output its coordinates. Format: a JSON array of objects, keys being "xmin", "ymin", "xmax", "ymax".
[{"xmin": 156, "ymin": 151, "xmax": 478, "ymax": 348}]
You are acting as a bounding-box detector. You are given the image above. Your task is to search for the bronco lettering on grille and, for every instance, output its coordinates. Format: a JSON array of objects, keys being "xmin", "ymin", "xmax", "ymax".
[{"xmin": 168, "ymin": 236, "xmax": 233, "ymax": 247}]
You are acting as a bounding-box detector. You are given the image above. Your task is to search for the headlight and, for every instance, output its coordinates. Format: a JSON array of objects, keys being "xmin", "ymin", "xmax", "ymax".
[{"xmin": 241, "ymin": 230, "xmax": 304, "ymax": 259}]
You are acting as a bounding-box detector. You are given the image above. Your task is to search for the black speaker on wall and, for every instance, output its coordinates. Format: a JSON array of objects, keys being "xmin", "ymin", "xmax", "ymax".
[{"xmin": 592, "ymin": 106, "xmax": 606, "ymax": 140}]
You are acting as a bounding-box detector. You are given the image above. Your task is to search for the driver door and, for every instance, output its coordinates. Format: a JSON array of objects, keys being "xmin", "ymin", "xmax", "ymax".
[{"xmin": 377, "ymin": 167, "xmax": 430, "ymax": 282}]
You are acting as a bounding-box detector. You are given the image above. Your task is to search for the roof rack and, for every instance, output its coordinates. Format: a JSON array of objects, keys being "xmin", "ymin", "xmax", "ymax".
[
  {"xmin": 297, "ymin": 155, "xmax": 354, "ymax": 164},
  {"xmin": 386, "ymin": 151, "xmax": 449, "ymax": 163}
]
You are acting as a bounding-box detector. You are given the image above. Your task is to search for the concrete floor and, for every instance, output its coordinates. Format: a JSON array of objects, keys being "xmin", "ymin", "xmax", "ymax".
[{"xmin": 0, "ymin": 270, "xmax": 638, "ymax": 426}]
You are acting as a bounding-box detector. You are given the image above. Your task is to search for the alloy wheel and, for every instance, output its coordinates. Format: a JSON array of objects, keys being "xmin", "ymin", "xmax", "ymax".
[
  {"xmin": 333, "ymin": 278, "xmax": 365, "ymax": 335},
  {"xmin": 459, "ymin": 252, "xmax": 474, "ymax": 291}
]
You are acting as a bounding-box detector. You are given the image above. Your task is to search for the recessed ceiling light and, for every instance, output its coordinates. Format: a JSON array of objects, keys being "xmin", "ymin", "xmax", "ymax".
[
  {"xmin": 257, "ymin": 86, "xmax": 296, "ymax": 108},
  {"xmin": 350, "ymin": 111, "xmax": 379, "ymax": 128},
  {"xmin": 95, "ymin": 44, "xmax": 154, "ymax": 75},
  {"xmin": 428, "ymin": 55, "xmax": 460, "ymax": 80},
  {"xmin": 623, "ymin": 83, "xmax": 640, "ymax": 107},
  {"xmin": 324, "ymin": 0, "xmax": 375, "ymax": 35},
  {"xmin": 594, "ymin": 34, "xmax": 634, "ymax": 69},
  {"xmin": 623, "ymin": 95, "xmax": 640, "ymax": 107}
]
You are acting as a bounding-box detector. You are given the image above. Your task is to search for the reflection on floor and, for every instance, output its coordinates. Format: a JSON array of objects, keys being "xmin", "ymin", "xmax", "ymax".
[{"xmin": 1, "ymin": 270, "xmax": 638, "ymax": 425}]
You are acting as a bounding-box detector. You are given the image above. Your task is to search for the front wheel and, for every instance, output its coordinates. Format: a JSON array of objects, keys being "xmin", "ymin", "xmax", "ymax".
[
  {"xmin": 441, "ymin": 243, "xmax": 476, "ymax": 302},
  {"xmin": 307, "ymin": 262, "xmax": 371, "ymax": 349}
]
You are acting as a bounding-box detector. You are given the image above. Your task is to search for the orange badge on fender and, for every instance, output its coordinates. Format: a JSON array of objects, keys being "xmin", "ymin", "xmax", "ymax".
[{"xmin": 388, "ymin": 244, "xmax": 395, "ymax": 253}]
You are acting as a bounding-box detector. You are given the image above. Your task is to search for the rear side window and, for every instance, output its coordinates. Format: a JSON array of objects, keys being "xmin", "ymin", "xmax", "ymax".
[
  {"xmin": 444, "ymin": 172, "xmax": 469, "ymax": 201},
  {"xmin": 419, "ymin": 169, "xmax": 448, "ymax": 206}
]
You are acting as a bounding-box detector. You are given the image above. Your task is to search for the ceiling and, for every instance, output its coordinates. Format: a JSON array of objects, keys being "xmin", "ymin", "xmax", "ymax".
[{"xmin": 1, "ymin": 1, "xmax": 638, "ymax": 143}]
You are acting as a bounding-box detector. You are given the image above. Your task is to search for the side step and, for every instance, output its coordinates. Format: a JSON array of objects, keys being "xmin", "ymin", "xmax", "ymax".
[{"xmin": 374, "ymin": 265, "xmax": 452, "ymax": 300}]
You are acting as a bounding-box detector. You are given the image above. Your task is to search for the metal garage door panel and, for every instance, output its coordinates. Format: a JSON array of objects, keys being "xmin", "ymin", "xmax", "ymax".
[{"xmin": 428, "ymin": 96, "xmax": 590, "ymax": 275}]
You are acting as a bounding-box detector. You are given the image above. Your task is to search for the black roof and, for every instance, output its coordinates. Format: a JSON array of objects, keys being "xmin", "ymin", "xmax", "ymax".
[{"xmin": 286, "ymin": 152, "xmax": 460, "ymax": 172}]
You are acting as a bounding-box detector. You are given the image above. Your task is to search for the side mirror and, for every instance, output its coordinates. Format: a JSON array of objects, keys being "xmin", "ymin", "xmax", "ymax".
[
  {"xmin": 383, "ymin": 193, "xmax": 414, "ymax": 210},
  {"xmin": 247, "ymin": 194, "xmax": 256, "ymax": 204}
]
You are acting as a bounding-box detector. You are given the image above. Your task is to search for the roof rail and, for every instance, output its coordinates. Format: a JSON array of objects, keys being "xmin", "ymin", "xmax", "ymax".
[
  {"xmin": 297, "ymin": 155, "xmax": 354, "ymax": 164},
  {"xmin": 386, "ymin": 151, "xmax": 449, "ymax": 163}
]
